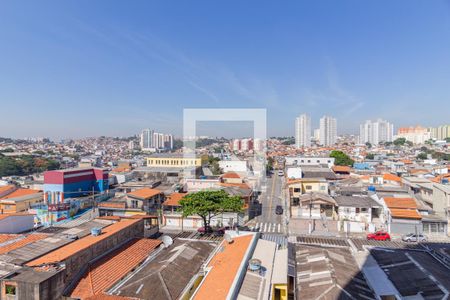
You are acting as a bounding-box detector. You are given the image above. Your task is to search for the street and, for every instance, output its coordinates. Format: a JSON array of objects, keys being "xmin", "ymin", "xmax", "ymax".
[{"xmin": 248, "ymin": 172, "xmax": 287, "ymax": 234}]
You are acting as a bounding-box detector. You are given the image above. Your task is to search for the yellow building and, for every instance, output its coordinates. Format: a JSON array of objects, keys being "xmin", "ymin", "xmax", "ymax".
[{"xmin": 146, "ymin": 153, "xmax": 201, "ymax": 168}]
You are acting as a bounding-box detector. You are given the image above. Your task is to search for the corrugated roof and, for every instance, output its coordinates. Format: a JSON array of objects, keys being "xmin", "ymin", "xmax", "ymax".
[
  {"xmin": 26, "ymin": 219, "xmax": 141, "ymax": 266},
  {"xmin": 0, "ymin": 233, "xmax": 49, "ymax": 255}
]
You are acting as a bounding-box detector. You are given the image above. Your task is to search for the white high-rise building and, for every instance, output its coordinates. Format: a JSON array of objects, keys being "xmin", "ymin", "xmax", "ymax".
[
  {"xmin": 359, "ymin": 119, "xmax": 394, "ymax": 145},
  {"xmin": 140, "ymin": 129, "xmax": 173, "ymax": 150},
  {"xmin": 295, "ymin": 114, "xmax": 311, "ymax": 148},
  {"xmin": 140, "ymin": 129, "xmax": 154, "ymax": 150},
  {"xmin": 313, "ymin": 129, "xmax": 320, "ymax": 142},
  {"xmin": 319, "ymin": 116, "xmax": 337, "ymax": 146}
]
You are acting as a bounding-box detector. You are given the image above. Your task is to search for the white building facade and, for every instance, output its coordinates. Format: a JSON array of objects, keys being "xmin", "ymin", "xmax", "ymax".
[
  {"xmin": 319, "ymin": 116, "xmax": 337, "ymax": 146},
  {"xmin": 359, "ymin": 119, "xmax": 394, "ymax": 145},
  {"xmin": 295, "ymin": 114, "xmax": 311, "ymax": 148}
]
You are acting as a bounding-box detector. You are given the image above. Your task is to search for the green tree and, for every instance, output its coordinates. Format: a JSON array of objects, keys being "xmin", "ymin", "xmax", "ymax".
[
  {"xmin": 417, "ymin": 152, "xmax": 428, "ymax": 160},
  {"xmin": 365, "ymin": 153, "xmax": 375, "ymax": 160},
  {"xmin": 393, "ymin": 138, "xmax": 406, "ymax": 146},
  {"xmin": 330, "ymin": 150, "xmax": 354, "ymax": 166},
  {"xmin": 266, "ymin": 157, "xmax": 274, "ymax": 172},
  {"xmin": 179, "ymin": 190, "xmax": 243, "ymax": 231},
  {"xmin": 365, "ymin": 142, "xmax": 372, "ymax": 149},
  {"xmin": 446, "ymin": 137, "xmax": 450, "ymax": 143}
]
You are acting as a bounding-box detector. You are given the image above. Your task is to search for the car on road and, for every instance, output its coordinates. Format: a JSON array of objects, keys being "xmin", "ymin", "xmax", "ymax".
[
  {"xmin": 367, "ymin": 231, "xmax": 391, "ymax": 241},
  {"xmin": 277, "ymin": 170, "xmax": 284, "ymax": 176},
  {"xmin": 402, "ymin": 233, "xmax": 427, "ymax": 242},
  {"xmin": 275, "ymin": 205, "xmax": 283, "ymax": 215}
]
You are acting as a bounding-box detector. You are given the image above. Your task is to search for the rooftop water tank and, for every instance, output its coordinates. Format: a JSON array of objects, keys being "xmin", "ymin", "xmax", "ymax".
[
  {"xmin": 248, "ymin": 258, "xmax": 262, "ymax": 272},
  {"xmin": 91, "ymin": 227, "xmax": 102, "ymax": 236}
]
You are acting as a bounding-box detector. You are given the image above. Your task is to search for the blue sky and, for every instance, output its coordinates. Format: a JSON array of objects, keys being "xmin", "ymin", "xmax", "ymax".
[{"xmin": 1, "ymin": 1, "xmax": 450, "ymax": 139}]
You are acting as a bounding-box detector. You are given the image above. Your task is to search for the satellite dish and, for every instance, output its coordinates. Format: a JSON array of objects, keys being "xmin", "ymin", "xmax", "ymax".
[
  {"xmin": 162, "ymin": 235, "xmax": 173, "ymax": 248},
  {"xmin": 224, "ymin": 233, "xmax": 234, "ymax": 244}
]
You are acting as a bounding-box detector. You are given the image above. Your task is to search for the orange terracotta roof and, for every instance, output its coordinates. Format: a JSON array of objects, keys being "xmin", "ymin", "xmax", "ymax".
[
  {"xmin": 193, "ymin": 234, "xmax": 254, "ymax": 300},
  {"xmin": 222, "ymin": 172, "xmax": 240, "ymax": 179},
  {"xmin": 384, "ymin": 197, "xmax": 417, "ymax": 209},
  {"xmin": 332, "ymin": 166, "xmax": 351, "ymax": 173},
  {"xmin": 111, "ymin": 167, "xmax": 131, "ymax": 173},
  {"xmin": 26, "ymin": 219, "xmax": 141, "ymax": 266},
  {"xmin": 163, "ymin": 192, "xmax": 187, "ymax": 206},
  {"xmin": 401, "ymin": 159, "xmax": 413, "ymax": 164},
  {"xmin": 127, "ymin": 188, "xmax": 162, "ymax": 200},
  {"xmin": 383, "ymin": 173, "xmax": 402, "ymax": 182},
  {"xmin": 0, "ymin": 188, "xmax": 41, "ymax": 200},
  {"xmin": 70, "ymin": 238, "xmax": 161, "ymax": 299},
  {"xmin": 218, "ymin": 182, "xmax": 251, "ymax": 189},
  {"xmin": 0, "ymin": 234, "xmax": 20, "ymax": 244},
  {"xmin": 98, "ymin": 202, "xmax": 126, "ymax": 209},
  {"xmin": 0, "ymin": 233, "xmax": 49, "ymax": 255},
  {"xmin": 0, "ymin": 185, "xmax": 16, "ymax": 195},
  {"xmin": 431, "ymin": 173, "xmax": 450, "ymax": 183},
  {"xmin": 389, "ymin": 208, "xmax": 422, "ymax": 220}
]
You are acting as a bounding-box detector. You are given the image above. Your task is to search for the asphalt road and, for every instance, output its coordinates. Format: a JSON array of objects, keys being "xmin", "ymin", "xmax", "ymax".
[{"xmin": 250, "ymin": 173, "xmax": 287, "ymax": 232}]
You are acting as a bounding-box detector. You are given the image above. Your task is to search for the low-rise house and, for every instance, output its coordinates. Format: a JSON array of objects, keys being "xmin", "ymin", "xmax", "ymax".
[
  {"xmin": 294, "ymin": 193, "xmax": 337, "ymax": 219},
  {"xmin": 125, "ymin": 187, "xmax": 165, "ymax": 215},
  {"xmin": 286, "ymin": 178, "xmax": 329, "ymax": 209},
  {"xmin": 334, "ymin": 196, "xmax": 381, "ymax": 223},
  {"xmin": 221, "ymin": 172, "xmax": 242, "ymax": 184},
  {"xmin": 0, "ymin": 188, "xmax": 43, "ymax": 214},
  {"xmin": 383, "ymin": 197, "xmax": 422, "ymax": 235}
]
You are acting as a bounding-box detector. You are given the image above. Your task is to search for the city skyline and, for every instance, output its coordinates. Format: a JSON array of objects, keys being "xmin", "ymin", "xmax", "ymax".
[{"xmin": 1, "ymin": 1, "xmax": 450, "ymax": 139}]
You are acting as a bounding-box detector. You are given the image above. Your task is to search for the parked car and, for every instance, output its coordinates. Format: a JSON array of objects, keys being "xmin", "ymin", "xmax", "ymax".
[
  {"xmin": 367, "ymin": 231, "xmax": 391, "ymax": 241},
  {"xmin": 275, "ymin": 205, "xmax": 283, "ymax": 215},
  {"xmin": 402, "ymin": 233, "xmax": 427, "ymax": 242},
  {"xmin": 197, "ymin": 226, "xmax": 213, "ymax": 234},
  {"xmin": 278, "ymin": 170, "xmax": 284, "ymax": 176}
]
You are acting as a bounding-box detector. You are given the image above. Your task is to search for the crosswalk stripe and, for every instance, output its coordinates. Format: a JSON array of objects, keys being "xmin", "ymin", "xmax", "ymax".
[
  {"xmin": 268, "ymin": 223, "xmax": 273, "ymax": 233},
  {"xmin": 262, "ymin": 223, "xmax": 267, "ymax": 232},
  {"xmin": 277, "ymin": 224, "xmax": 281, "ymax": 232}
]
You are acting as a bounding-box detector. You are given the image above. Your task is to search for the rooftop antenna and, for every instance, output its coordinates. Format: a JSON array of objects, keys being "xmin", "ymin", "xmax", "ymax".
[
  {"xmin": 162, "ymin": 235, "xmax": 173, "ymax": 248},
  {"xmin": 224, "ymin": 233, "xmax": 234, "ymax": 244}
]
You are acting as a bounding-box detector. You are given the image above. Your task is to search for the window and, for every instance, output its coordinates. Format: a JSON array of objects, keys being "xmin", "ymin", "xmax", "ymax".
[
  {"xmin": 356, "ymin": 208, "xmax": 360, "ymax": 213},
  {"xmin": 361, "ymin": 208, "xmax": 368, "ymax": 212},
  {"xmin": 293, "ymin": 198, "xmax": 300, "ymax": 205},
  {"xmin": 5, "ymin": 284, "xmax": 16, "ymax": 296},
  {"xmin": 320, "ymin": 186, "xmax": 326, "ymax": 191},
  {"xmin": 294, "ymin": 188, "xmax": 301, "ymax": 193},
  {"xmin": 305, "ymin": 185, "xmax": 312, "ymax": 190}
]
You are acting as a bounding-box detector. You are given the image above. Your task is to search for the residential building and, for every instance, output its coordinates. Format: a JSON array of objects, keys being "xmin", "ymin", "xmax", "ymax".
[
  {"xmin": 319, "ymin": 115, "xmax": 337, "ymax": 146},
  {"xmin": 295, "ymin": 114, "xmax": 311, "ymax": 148},
  {"xmin": 396, "ymin": 126, "xmax": 431, "ymax": 144},
  {"xmin": 140, "ymin": 129, "xmax": 173, "ymax": 151},
  {"xmin": 184, "ymin": 231, "xmax": 288, "ymax": 300},
  {"xmin": 359, "ymin": 119, "xmax": 394, "ymax": 145}
]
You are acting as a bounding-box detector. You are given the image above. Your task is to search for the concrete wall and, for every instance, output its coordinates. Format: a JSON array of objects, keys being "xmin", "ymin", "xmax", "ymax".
[
  {"xmin": 0, "ymin": 215, "xmax": 34, "ymax": 233},
  {"xmin": 389, "ymin": 219, "xmax": 421, "ymax": 235}
]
